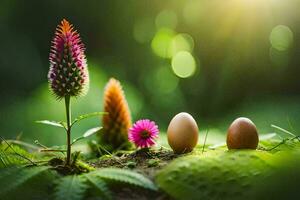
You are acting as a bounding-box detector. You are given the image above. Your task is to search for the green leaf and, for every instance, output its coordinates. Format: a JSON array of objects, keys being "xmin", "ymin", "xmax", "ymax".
[
  {"xmin": 72, "ymin": 112, "xmax": 107, "ymax": 127},
  {"xmin": 83, "ymin": 173, "xmax": 112, "ymax": 200},
  {"xmin": 92, "ymin": 168, "xmax": 158, "ymax": 191},
  {"xmin": 54, "ymin": 175, "xmax": 88, "ymax": 200},
  {"xmin": 83, "ymin": 127, "xmax": 102, "ymax": 137},
  {"xmin": 0, "ymin": 143, "xmax": 35, "ymax": 168},
  {"xmin": 36, "ymin": 120, "xmax": 66, "ymax": 129},
  {"xmin": 0, "ymin": 151, "xmax": 9, "ymax": 167},
  {"xmin": 72, "ymin": 127, "xmax": 102, "ymax": 145},
  {"xmin": 0, "ymin": 166, "xmax": 51, "ymax": 196},
  {"xmin": 271, "ymin": 124, "xmax": 296, "ymax": 137},
  {"xmin": 156, "ymin": 151, "xmax": 274, "ymax": 200}
]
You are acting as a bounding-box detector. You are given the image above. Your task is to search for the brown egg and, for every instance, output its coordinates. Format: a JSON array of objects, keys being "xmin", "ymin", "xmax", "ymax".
[
  {"xmin": 167, "ymin": 112, "xmax": 199, "ymax": 154},
  {"xmin": 226, "ymin": 117, "xmax": 259, "ymax": 150}
]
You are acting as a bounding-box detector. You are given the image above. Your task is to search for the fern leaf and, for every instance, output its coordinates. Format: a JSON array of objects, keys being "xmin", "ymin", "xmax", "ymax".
[
  {"xmin": 54, "ymin": 175, "xmax": 88, "ymax": 200},
  {"xmin": 83, "ymin": 173, "xmax": 112, "ymax": 200},
  {"xmin": 0, "ymin": 166, "xmax": 50, "ymax": 196},
  {"xmin": 92, "ymin": 168, "xmax": 158, "ymax": 191},
  {"xmin": 0, "ymin": 151, "xmax": 10, "ymax": 167},
  {"xmin": 0, "ymin": 144, "xmax": 34, "ymax": 168}
]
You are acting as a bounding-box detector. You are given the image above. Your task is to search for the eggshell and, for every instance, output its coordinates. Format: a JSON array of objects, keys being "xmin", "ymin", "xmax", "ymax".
[
  {"xmin": 167, "ymin": 112, "xmax": 199, "ymax": 154},
  {"xmin": 226, "ymin": 117, "xmax": 259, "ymax": 150}
]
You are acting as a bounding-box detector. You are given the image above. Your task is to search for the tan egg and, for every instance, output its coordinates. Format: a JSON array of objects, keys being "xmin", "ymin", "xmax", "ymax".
[
  {"xmin": 226, "ymin": 117, "xmax": 259, "ymax": 150},
  {"xmin": 167, "ymin": 112, "xmax": 199, "ymax": 154}
]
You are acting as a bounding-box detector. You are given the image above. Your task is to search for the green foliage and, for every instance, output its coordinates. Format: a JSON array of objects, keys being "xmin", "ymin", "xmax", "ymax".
[
  {"xmin": 1, "ymin": 126, "xmax": 299, "ymax": 200},
  {"xmin": 0, "ymin": 164, "xmax": 156, "ymax": 200},
  {"xmin": 36, "ymin": 120, "xmax": 66, "ymax": 129},
  {"xmin": 53, "ymin": 168, "xmax": 156, "ymax": 200},
  {"xmin": 156, "ymin": 149, "xmax": 300, "ymax": 200},
  {"xmin": 0, "ymin": 142, "xmax": 156, "ymax": 199},
  {"xmin": 54, "ymin": 175, "xmax": 88, "ymax": 200},
  {"xmin": 156, "ymin": 151, "xmax": 272, "ymax": 200},
  {"xmin": 83, "ymin": 173, "xmax": 112, "ymax": 200},
  {"xmin": 36, "ymin": 111, "xmax": 106, "ymax": 166},
  {"xmin": 0, "ymin": 166, "xmax": 56, "ymax": 200},
  {"xmin": 72, "ymin": 127, "xmax": 103, "ymax": 145},
  {"xmin": 0, "ymin": 144, "xmax": 35, "ymax": 168},
  {"xmin": 90, "ymin": 168, "xmax": 158, "ymax": 191}
]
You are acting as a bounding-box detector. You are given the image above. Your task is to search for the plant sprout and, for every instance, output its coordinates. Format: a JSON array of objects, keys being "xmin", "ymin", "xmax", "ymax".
[{"xmin": 37, "ymin": 19, "xmax": 104, "ymax": 166}]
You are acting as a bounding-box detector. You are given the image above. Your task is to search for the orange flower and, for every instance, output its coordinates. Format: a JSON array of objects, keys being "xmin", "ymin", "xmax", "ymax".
[{"xmin": 100, "ymin": 78, "xmax": 132, "ymax": 150}]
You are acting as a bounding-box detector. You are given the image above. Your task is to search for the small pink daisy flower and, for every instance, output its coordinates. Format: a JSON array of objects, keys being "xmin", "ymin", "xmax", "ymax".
[{"xmin": 128, "ymin": 119, "xmax": 159, "ymax": 148}]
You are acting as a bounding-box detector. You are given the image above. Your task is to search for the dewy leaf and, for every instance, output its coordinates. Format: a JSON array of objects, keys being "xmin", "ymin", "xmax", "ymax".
[
  {"xmin": 93, "ymin": 168, "xmax": 158, "ymax": 191},
  {"xmin": 54, "ymin": 175, "xmax": 88, "ymax": 200},
  {"xmin": 72, "ymin": 112, "xmax": 107, "ymax": 127},
  {"xmin": 36, "ymin": 120, "xmax": 66, "ymax": 129},
  {"xmin": 72, "ymin": 127, "xmax": 102, "ymax": 145}
]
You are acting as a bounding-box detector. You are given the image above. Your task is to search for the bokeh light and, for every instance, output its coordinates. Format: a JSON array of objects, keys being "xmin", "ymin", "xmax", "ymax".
[
  {"xmin": 155, "ymin": 10, "xmax": 178, "ymax": 30},
  {"xmin": 171, "ymin": 51, "xmax": 197, "ymax": 78},
  {"xmin": 170, "ymin": 33, "xmax": 195, "ymax": 57},
  {"xmin": 151, "ymin": 28, "xmax": 175, "ymax": 58},
  {"xmin": 270, "ymin": 25, "xmax": 293, "ymax": 51}
]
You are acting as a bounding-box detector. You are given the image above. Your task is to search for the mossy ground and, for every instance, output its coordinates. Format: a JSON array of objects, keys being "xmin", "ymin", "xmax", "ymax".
[
  {"xmin": 1, "ymin": 133, "xmax": 300, "ymax": 200},
  {"xmin": 90, "ymin": 148, "xmax": 178, "ymax": 178},
  {"xmin": 89, "ymin": 135, "xmax": 300, "ymax": 200}
]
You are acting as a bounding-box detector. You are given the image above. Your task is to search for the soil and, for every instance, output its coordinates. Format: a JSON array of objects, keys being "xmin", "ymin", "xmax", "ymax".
[
  {"xmin": 89, "ymin": 148, "xmax": 180, "ymax": 200},
  {"xmin": 90, "ymin": 148, "xmax": 178, "ymax": 178}
]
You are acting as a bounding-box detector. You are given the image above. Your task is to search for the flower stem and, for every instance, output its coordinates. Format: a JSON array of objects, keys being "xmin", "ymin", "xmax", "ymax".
[{"xmin": 65, "ymin": 95, "xmax": 71, "ymax": 166}]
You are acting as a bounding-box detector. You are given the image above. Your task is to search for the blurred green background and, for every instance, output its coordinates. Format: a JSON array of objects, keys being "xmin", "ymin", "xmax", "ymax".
[{"xmin": 0, "ymin": 0, "xmax": 299, "ymax": 146}]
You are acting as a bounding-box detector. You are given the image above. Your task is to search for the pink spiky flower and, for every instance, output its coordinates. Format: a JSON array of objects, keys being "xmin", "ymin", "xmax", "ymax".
[
  {"xmin": 128, "ymin": 119, "xmax": 159, "ymax": 148},
  {"xmin": 48, "ymin": 19, "xmax": 89, "ymax": 98}
]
